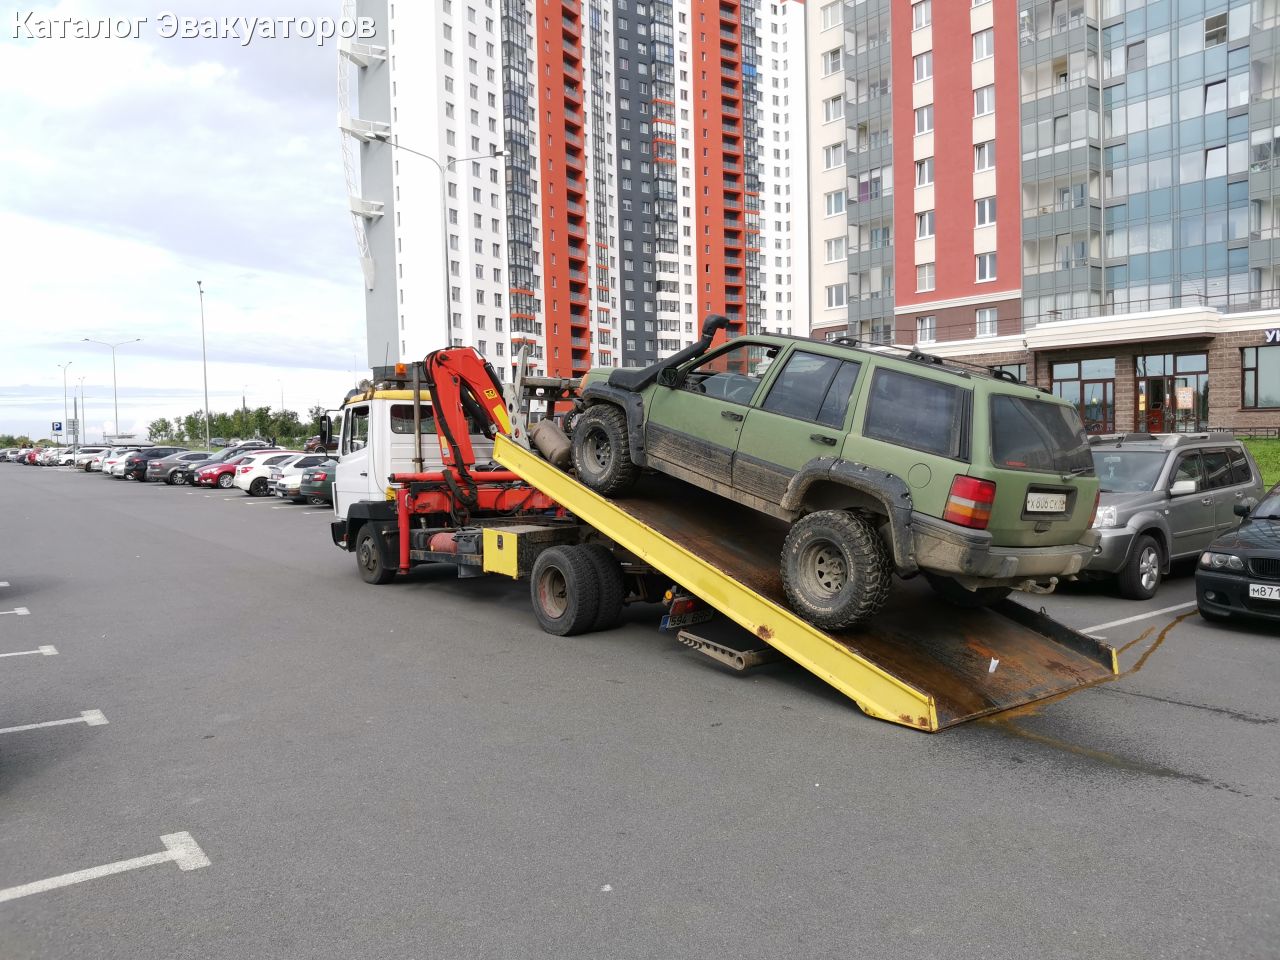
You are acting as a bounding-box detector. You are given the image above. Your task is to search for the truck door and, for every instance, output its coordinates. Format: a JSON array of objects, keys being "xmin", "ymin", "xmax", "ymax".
[
  {"xmin": 734, "ymin": 351, "xmax": 862, "ymax": 505},
  {"xmin": 1165, "ymin": 451, "xmax": 1216, "ymax": 556},
  {"xmin": 333, "ymin": 403, "xmax": 371, "ymax": 517},
  {"xmin": 644, "ymin": 341, "xmax": 774, "ymax": 488}
]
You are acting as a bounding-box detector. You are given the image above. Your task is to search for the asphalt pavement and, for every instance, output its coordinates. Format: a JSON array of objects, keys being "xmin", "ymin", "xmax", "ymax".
[{"xmin": 1, "ymin": 464, "xmax": 1277, "ymax": 959}]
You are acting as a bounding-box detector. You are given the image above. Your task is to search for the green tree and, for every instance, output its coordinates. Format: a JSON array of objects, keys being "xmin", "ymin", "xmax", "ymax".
[
  {"xmin": 148, "ymin": 417, "xmax": 173, "ymax": 441},
  {"xmin": 182, "ymin": 411, "xmax": 205, "ymax": 444},
  {"xmin": 308, "ymin": 404, "xmax": 326, "ymax": 434}
]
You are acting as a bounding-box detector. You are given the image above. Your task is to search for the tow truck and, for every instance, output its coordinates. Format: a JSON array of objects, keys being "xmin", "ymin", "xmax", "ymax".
[{"xmin": 326, "ymin": 341, "xmax": 1118, "ymax": 732}]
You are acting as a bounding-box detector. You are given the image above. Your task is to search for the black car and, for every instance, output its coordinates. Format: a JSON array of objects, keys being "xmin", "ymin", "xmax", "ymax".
[
  {"xmin": 1196, "ymin": 482, "xmax": 1280, "ymax": 625},
  {"xmin": 121, "ymin": 446, "xmax": 188, "ymax": 481}
]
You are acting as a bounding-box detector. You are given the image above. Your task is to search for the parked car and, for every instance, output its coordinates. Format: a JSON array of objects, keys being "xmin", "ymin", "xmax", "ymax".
[
  {"xmin": 37, "ymin": 447, "xmax": 63, "ymax": 465},
  {"xmin": 1086, "ymin": 433, "xmax": 1264, "ymax": 599},
  {"xmin": 194, "ymin": 453, "xmax": 267, "ymax": 488},
  {"xmin": 273, "ymin": 472, "xmax": 305, "ymax": 502},
  {"xmin": 1197, "ymin": 482, "xmax": 1280, "ymax": 625},
  {"xmin": 571, "ymin": 317, "xmax": 1101, "ymax": 629},
  {"xmin": 102, "ymin": 448, "xmax": 140, "ymax": 477},
  {"xmin": 210, "ymin": 437, "xmax": 228, "ymax": 448},
  {"xmin": 263, "ymin": 454, "xmax": 328, "ymax": 498},
  {"xmin": 23, "ymin": 449, "xmax": 44, "ymax": 465},
  {"xmin": 120, "ymin": 446, "xmax": 187, "ymax": 481},
  {"xmin": 87, "ymin": 447, "xmax": 130, "ymax": 472},
  {"xmin": 74, "ymin": 446, "xmax": 110, "ymax": 470},
  {"xmin": 299, "ymin": 459, "xmax": 336, "ymax": 506},
  {"xmin": 0, "ymin": 448, "xmax": 19, "ymax": 462},
  {"xmin": 234, "ymin": 451, "xmax": 301, "ymax": 497},
  {"xmin": 146, "ymin": 450, "xmax": 215, "ymax": 484}
]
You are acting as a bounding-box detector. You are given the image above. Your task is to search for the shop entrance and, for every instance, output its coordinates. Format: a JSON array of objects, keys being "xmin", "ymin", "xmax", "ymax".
[{"xmin": 1136, "ymin": 352, "xmax": 1208, "ymax": 433}]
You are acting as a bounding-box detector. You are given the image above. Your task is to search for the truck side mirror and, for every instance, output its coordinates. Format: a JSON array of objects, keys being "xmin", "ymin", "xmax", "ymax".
[
  {"xmin": 320, "ymin": 415, "xmax": 332, "ymax": 451},
  {"xmin": 656, "ymin": 366, "xmax": 680, "ymax": 388},
  {"xmin": 1168, "ymin": 478, "xmax": 1197, "ymax": 497}
]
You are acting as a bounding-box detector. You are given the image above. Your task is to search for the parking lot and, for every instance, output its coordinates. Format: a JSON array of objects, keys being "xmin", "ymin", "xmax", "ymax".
[{"xmin": 2, "ymin": 464, "xmax": 1278, "ymax": 959}]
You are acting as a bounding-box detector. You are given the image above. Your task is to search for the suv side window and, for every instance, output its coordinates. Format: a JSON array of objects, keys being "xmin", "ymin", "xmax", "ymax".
[
  {"xmin": 863, "ymin": 368, "xmax": 968, "ymax": 459},
  {"xmin": 1202, "ymin": 449, "xmax": 1233, "ymax": 489},
  {"xmin": 1172, "ymin": 452, "xmax": 1204, "ymax": 489},
  {"xmin": 760, "ymin": 351, "xmax": 861, "ymax": 428},
  {"xmin": 1227, "ymin": 447, "xmax": 1253, "ymax": 484}
]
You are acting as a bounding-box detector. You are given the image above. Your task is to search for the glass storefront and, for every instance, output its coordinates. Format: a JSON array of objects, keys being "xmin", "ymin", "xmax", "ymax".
[
  {"xmin": 1051, "ymin": 359, "xmax": 1116, "ymax": 434},
  {"xmin": 1136, "ymin": 352, "xmax": 1209, "ymax": 433}
]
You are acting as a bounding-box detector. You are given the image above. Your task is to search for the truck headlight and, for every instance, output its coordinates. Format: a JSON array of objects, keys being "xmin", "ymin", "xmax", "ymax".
[
  {"xmin": 1199, "ymin": 552, "xmax": 1245, "ymax": 571},
  {"xmin": 1092, "ymin": 504, "xmax": 1119, "ymax": 529}
]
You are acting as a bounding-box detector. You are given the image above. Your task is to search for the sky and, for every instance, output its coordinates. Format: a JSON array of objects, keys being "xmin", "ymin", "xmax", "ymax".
[{"xmin": 0, "ymin": 1, "xmax": 371, "ymax": 442}]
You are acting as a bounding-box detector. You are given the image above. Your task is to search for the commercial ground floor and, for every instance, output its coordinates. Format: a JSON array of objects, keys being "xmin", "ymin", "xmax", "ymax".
[{"xmin": 921, "ymin": 307, "xmax": 1280, "ymax": 436}]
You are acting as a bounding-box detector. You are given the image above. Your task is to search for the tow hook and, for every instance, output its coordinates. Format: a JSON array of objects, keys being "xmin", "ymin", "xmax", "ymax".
[{"xmin": 1016, "ymin": 577, "xmax": 1058, "ymax": 595}]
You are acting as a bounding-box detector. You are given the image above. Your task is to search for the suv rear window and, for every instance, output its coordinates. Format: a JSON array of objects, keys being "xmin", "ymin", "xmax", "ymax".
[
  {"xmin": 990, "ymin": 395, "xmax": 1092, "ymax": 474},
  {"xmin": 863, "ymin": 368, "xmax": 968, "ymax": 459}
]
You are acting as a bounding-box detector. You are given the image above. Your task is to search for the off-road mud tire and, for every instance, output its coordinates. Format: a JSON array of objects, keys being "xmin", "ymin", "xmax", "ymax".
[
  {"xmin": 530, "ymin": 545, "xmax": 601, "ymax": 636},
  {"xmin": 571, "ymin": 404, "xmax": 640, "ymax": 496},
  {"xmin": 780, "ymin": 510, "xmax": 892, "ymax": 631}
]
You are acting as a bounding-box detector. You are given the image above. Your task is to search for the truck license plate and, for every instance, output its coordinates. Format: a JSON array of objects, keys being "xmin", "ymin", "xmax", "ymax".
[
  {"xmin": 1248, "ymin": 583, "xmax": 1280, "ymax": 601},
  {"xmin": 1026, "ymin": 492, "xmax": 1067, "ymax": 513},
  {"xmin": 660, "ymin": 609, "xmax": 714, "ymax": 631}
]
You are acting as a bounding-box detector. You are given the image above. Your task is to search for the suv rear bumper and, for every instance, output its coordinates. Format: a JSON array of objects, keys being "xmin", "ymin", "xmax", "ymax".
[{"xmin": 911, "ymin": 515, "xmax": 1098, "ymax": 584}]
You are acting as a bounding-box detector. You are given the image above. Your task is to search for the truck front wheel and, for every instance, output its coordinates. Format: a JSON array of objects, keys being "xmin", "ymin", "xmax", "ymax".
[
  {"xmin": 781, "ymin": 511, "xmax": 892, "ymax": 631},
  {"xmin": 571, "ymin": 404, "xmax": 640, "ymax": 496},
  {"xmin": 356, "ymin": 526, "xmax": 397, "ymax": 585},
  {"xmin": 530, "ymin": 545, "xmax": 601, "ymax": 636}
]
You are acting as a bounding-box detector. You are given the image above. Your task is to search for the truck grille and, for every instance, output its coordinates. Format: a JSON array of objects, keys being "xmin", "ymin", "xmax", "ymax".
[{"xmin": 1249, "ymin": 557, "xmax": 1280, "ymax": 580}]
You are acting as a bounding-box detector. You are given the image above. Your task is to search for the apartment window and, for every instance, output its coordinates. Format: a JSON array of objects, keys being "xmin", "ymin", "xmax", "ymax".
[
  {"xmin": 912, "ymin": 0, "xmax": 931, "ymax": 30},
  {"xmin": 1242, "ymin": 346, "xmax": 1280, "ymax": 408},
  {"xmin": 914, "ymin": 51, "xmax": 933, "ymax": 82},
  {"xmin": 916, "ymin": 210, "xmax": 935, "ymax": 239},
  {"xmin": 974, "ymin": 85, "xmax": 995, "ymax": 117},
  {"xmin": 1204, "ymin": 13, "xmax": 1227, "ymax": 48},
  {"xmin": 974, "ymin": 140, "xmax": 995, "ymax": 171},
  {"xmin": 824, "ymin": 189, "xmax": 846, "ymax": 216},
  {"xmin": 1204, "ymin": 80, "xmax": 1226, "ymax": 114},
  {"xmin": 825, "ymin": 282, "xmax": 848, "ymax": 309},
  {"xmin": 916, "ymin": 315, "xmax": 936, "ymax": 343},
  {"xmin": 821, "ymin": 48, "xmax": 842, "ymax": 75},
  {"xmin": 1205, "ymin": 146, "xmax": 1227, "ymax": 179},
  {"xmin": 916, "ymin": 262, "xmax": 935, "ymax": 292},
  {"xmin": 823, "ymin": 143, "xmax": 846, "ymax": 169},
  {"xmin": 823, "ymin": 95, "xmax": 844, "ymax": 123},
  {"xmin": 820, "ymin": 0, "xmax": 843, "ymax": 30},
  {"xmin": 976, "ymin": 252, "xmax": 997, "ymax": 281},
  {"xmin": 976, "ymin": 307, "xmax": 998, "ymax": 337},
  {"xmin": 973, "ymin": 28, "xmax": 994, "ymax": 61},
  {"xmin": 975, "ymin": 196, "xmax": 997, "ymax": 226},
  {"xmin": 824, "ymin": 236, "xmax": 846, "ymax": 262},
  {"xmin": 915, "ymin": 104, "xmax": 934, "ymax": 135},
  {"xmin": 915, "ymin": 157, "xmax": 934, "ymax": 187}
]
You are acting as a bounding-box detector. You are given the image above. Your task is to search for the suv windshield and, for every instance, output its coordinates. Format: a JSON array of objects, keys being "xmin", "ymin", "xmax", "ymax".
[
  {"xmin": 1092, "ymin": 450, "xmax": 1166, "ymax": 492},
  {"xmin": 990, "ymin": 395, "xmax": 1093, "ymax": 474}
]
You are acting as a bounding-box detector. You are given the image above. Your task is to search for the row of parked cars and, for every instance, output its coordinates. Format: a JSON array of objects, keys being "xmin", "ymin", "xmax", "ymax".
[{"xmin": 1, "ymin": 442, "xmax": 335, "ymax": 505}]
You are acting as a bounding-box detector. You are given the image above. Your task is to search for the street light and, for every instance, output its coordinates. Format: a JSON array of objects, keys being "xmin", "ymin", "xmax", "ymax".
[
  {"xmin": 82, "ymin": 338, "xmax": 142, "ymax": 441},
  {"xmin": 56, "ymin": 361, "xmax": 71, "ymax": 450},
  {"xmin": 77, "ymin": 376, "xmax": 86, "ymax": 447},
  {"xmin": 378, "ymin": 140, "xmax": 503, "ymax": 351},
  {"xmin": 197, "ymin": 281, "xmax": 211, "ymax": 450}
]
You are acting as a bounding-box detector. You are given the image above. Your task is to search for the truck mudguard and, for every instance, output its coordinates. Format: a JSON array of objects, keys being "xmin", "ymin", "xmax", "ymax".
[
  {"xmin": 334, "ymin": 499, "xmax": 398, "ymax": 551},
  {"xmin": 781, "ymin": 458, "xmax": 918, "ymax": 576}
]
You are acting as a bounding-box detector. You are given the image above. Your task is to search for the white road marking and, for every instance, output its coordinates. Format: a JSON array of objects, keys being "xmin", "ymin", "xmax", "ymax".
[
  {"xmin": 0, "ymin": 645, "xmax": 58, "ymax": 659},
  {"xmin": 1081, "ymin": 601, "xmax": 1197, "ymax": 634},
  {"xmin": 0, "ymin": 832, "xmax": 209, "ymax": 904},
  {"xmin": 0, "ymin": 582, "xmax": 9, "ymax": 588},
  {"xmin": 303, "ymin": 511, "xmax": 330, "ymax": 515},
  {"xmin": 0, "ymin": 710, "xmax": 107, "ymax": 736},
  {"xmin": 0, "ymin": 607, "xmax": 30, "ymax": 617}
]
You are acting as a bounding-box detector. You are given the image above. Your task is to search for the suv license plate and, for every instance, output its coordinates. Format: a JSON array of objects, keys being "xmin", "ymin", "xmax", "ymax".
[
  {"xmin": 1026, "ymin": 492, "xmax": 1067, "ymax": 513},
  {"xmin": 1248, "ymin": 583, "xmax": 1280, "ymax": 601}
]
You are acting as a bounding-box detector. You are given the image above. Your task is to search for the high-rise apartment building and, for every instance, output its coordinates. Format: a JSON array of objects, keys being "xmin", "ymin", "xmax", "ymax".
[
  {"xmin": 341, "ymin": 0, "xmax": 808, "ymax": 381},
  {"xmin": 812, "ymin": 0, "xmax": 1280, "ymax": 434}
]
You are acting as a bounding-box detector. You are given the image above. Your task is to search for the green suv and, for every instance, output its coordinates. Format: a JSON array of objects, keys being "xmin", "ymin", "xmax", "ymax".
[{"xmin": 571, "ymin": 315, "xmax": 1100, "ymax": 630}]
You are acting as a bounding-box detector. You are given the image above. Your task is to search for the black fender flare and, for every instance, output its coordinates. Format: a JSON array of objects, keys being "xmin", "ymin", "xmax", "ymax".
[
  {"xmin": 332, "ymin": 499, "xmax": 398, "ymax": 552},
  {"xmin": 579, "ymin": 382, "xmax": 648, "ymax": 467},
  {"xmin": 780, "ymin": 458, "xmax": 918, "ymax": 576}
]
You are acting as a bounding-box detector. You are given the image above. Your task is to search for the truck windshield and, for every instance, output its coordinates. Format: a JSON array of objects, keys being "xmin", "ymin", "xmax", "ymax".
[
  {"xmin": 1091, "ymin": 451, "xmax": 1166, "ymax": 492},
  {"xmin": 990, "ymin": 395, "xmax": 1093, "ymax": 475}
]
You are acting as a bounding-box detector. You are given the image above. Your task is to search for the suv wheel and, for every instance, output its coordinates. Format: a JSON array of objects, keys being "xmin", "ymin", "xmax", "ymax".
[
  {"xmin": 781, "ymin": 510, "xmax": 892, "ymax": 631},
  {"xmin": 1119, "ymin": 534, "xmax": 1162, "ymax": 600},
  {"xmin": 924, "ymin": 573, "xmax": 1012, "ymax": 608},
  {"xmin": 250, "ymin": 477, "xmax": 269, "ymax": 497},
  {"xmin": 572, "ymin": 404, "xmax": 640, "ymax": 496}
]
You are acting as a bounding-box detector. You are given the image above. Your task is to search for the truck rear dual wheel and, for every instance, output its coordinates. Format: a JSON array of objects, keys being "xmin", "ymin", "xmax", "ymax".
[
  {"xmin": 781, "ymin": 510, "xmax": 892, "ymax": 631},
  {"xmin": 530, "ymin": 544, "xmax": 625, "ymax": 636}
]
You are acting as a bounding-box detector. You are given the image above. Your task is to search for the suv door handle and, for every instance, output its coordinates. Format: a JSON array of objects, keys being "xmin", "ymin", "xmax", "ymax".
[
  {"xmin": 721, "ymin": 410, "xmax": 744, "ymax": 421},
  {"xmin": 810, "ymin": 434, "xmax": 838, "ymax": 446},
  {"xmin": 360, "ymin": 471, "xmax": 368, "ymax": 476}
]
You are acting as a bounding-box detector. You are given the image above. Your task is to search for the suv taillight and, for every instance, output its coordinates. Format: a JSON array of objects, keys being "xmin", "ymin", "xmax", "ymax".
[
  {"xmin": 238, "ymin": 465, "xmax": 251, "ymax": 474},
  {"xmin": 943, "ymin": 476, "xmax": 996, "ymax": 530}
]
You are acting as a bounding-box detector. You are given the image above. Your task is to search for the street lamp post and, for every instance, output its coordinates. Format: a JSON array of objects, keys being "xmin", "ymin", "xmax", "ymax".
[
  {"xmin": 197, "ymin": 281, "xmax": 211, "ymax": 450},
  {"xmin": 81, "ymin": 340, "xmax": 142, "ymax": 442},
  {"xmin": 77, "ymin": 376, "xmax": 86, "ymax": 448},
  {"xmin": 56, "ymin": 362, "xmax": 72, "ymax": 450},
  {"xmin": 378, "ymin": 141, "xmax": 503, "ymax": 351}
]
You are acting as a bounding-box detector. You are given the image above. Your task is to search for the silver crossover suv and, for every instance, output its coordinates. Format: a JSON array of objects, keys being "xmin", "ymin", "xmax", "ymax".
[{"xmin": 1086, "ymin": 433, "xmax": 1264, "ymax": 599}]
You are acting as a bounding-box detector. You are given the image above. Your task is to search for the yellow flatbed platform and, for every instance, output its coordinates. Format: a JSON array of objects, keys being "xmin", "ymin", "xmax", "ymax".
[{"xmin": 494, "ymin": 435, "xmax": 1119, "ymax": 732}]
